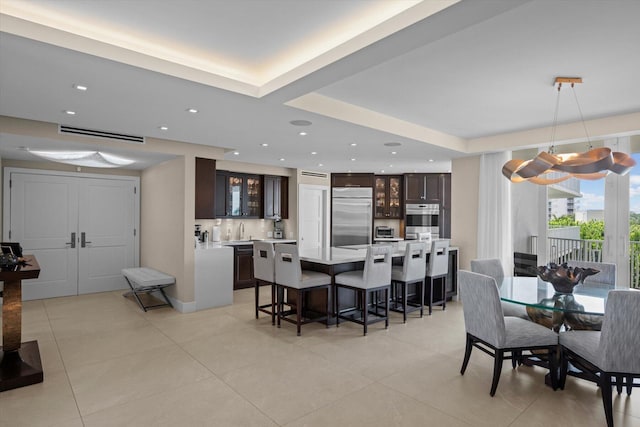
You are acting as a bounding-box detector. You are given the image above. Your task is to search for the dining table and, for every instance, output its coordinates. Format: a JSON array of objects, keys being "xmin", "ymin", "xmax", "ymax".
[{"xmin": 497, "ymin": 276, "xmax": 609, "ymax": 331}]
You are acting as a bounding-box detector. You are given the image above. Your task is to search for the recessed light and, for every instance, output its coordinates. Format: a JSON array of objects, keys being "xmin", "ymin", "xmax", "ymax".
[
  {"xmin": 64, "ymin": 110, "xmax": 76, "ymax": 115},
  {"xmin": 299, "ymin": 131, "xmax": 307, "ymax": 136},
  {"xmin": 380, "ymin": 169, "xmax": 385, "ymax": 173},
  {"xmin": 391, "ymin": 151, "xmax": 397, "ymax": 155},
  {"xmin": 233, "ymin": 151, "xmax": 239, "ymax": 155},
  {"xmin": 261, "ymin": 143, "xmax": 269, "ymax": 147},
  {"xmin": 187, "ymin": 108, "xmax": 198, "ymax": 113},
  {"xmin": 351, "ymin": 158, "xmax": 356, "ymax": 161},
  {"xmin": 279, "ymin": 158, "xmax": 285, "ymax": 161},
  {"xmin": 159, "ymin": 126, "xmax": 168, "ymax": 131},
  {"xmin": 350, "ymin": 143, "xmax": 357, "ymax": 146},
  {"xmin": 389, "ymin": 165, "xmax": 393, "ymax": 167},
  {"xmin": 428, "ymin": 159, "xmax": 434, "ymax": 162},
  {"xmin": 73, "ymin": 84, "xmax": 87, "ymax": 91},
  {"xmin": 384, "ymin": 142, "xmax": 401, "ymax": 147},
  {"xmin": 318, "ymin": 163, "xmax": 323, "ymax": 167},
  {"xmin": 290, "ymin": 120, "xmax": 312, "ymax": 126},
  {"xmin": 311, "ymin": 151, "xmax": 317, "ymax": 155}
]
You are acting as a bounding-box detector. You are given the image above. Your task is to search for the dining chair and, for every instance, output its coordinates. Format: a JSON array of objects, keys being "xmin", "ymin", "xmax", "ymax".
[
  {"xmin": 253, "ymin": 241, "xmax": 276, "ymax": 324},
  {"xmin": 334, "ymin": 244, "xmax": 392, "ymax": 335},
  {"xmin": 470, "ymin": 258, "xmax": 528, "ymax": 320},
  {"xmin": 390, "ymin": 241, "xmax": 427, "ymax": 322},
  {"xmin": 559, "ymin": 289, "xmax": 640, "ymax": 427},
  {"xmin": 274, "ymin": 244, "xmax": 332, "ymax": 336},
  {"xmin": 426, "ymin": 240, "xmax": 449, "ymax": 315},
  {"xmin": 458, "ymin": 270, "xmax": 559, "ymax": 396}
]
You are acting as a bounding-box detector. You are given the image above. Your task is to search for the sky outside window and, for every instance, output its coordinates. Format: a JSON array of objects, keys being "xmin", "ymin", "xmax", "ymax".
[{"xmin": 578, "ymin": 153, "xmax": 640, "ymax": 213}]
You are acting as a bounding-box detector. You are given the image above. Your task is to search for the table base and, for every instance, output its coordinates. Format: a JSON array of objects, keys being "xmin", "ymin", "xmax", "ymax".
[{"xmin": 0, "ymin": 341, "xmax": 43, "ymax": 392}]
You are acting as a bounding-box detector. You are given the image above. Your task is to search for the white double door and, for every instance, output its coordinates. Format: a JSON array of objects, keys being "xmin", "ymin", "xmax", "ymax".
[{"xmin": 4, "ymin": 169, "xmax": 139, "ymax": 300}]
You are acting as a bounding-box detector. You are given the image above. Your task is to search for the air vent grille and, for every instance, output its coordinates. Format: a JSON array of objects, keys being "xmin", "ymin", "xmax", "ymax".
[
  {"xmin": 300, "ymin": 170, "xmax": 328, "ymax": 178},
  {"xmin": 59, "ymin": 125, "xmax": 145, "ymax": 144}
]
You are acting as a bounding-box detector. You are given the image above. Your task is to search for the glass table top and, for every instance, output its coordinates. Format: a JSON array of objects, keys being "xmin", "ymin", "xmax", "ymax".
[{"xmin": 498, "ymin": 276, "xmax": 609, "ymax": 316}]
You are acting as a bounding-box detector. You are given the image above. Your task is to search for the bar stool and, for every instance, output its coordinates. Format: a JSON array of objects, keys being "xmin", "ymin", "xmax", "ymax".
[
  {"xmin": 274, "ymin": 244, "xmax": 332, "ymax": 336},
  {"xmin": 390, "ymin": 241, "xmax": 427, "ymax": 322},
  {"xmin": 334, "ymin": 245, "xmax": 393, "ymax": 335},
  {"xmin": 253, "ymin": 241, "xmax": 276, "ymax": 324},
  {"xmin": 426, "ymin": 240, "xmax": 449, "ymax": 315}
]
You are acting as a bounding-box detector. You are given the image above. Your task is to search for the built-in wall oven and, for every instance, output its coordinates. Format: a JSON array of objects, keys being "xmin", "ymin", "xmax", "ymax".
[{"xmin": 405, "ymin": 203, "xmax": 439, "ymax": 240}]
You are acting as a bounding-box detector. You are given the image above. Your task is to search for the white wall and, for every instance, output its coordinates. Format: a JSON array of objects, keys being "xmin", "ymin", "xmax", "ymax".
[{"xmin": 511, "ymin": 181, "xmax": 540, "ymax": 253}]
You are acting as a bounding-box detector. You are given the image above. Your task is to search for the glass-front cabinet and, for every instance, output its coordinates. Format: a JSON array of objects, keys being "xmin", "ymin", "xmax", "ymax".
[
  {"xmin": 374, "ymin": 175, "xmax": 402, "ymax": 219},
  {"xmin": 216, "ymin": 171, "xmax": 262, "ymax": 218}
]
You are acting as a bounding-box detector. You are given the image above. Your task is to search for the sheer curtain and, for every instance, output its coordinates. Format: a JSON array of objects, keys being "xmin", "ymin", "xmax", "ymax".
[{"xmin": 477, "ymin": 152, "xmax": 513, "ymax": 275}]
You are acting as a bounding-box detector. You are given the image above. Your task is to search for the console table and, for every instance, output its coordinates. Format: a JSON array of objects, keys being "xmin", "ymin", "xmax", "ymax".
[{"xmin": 0, "ymin": 255, "xmax": 41, "ymax": 392}]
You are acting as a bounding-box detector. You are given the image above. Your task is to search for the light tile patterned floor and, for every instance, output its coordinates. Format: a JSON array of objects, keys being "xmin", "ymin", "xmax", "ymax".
[{"xmin": 1, "ymin": 288, "xmax": 638, "ymax": 426}]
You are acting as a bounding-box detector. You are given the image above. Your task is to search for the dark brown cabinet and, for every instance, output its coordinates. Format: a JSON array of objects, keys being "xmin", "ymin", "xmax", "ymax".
[
  {"xmin": 374, "ymin": 175, "xmax": 402, "ymax": 219},
  {"xmin": 195, "ymin": 157, "xmax": 216, "ymax": 219},
  {"xmin": 264, "ymin": 175, "xmax": 289, "ymax": 219},
  {"xmin": 331, "ymin": 173, "xmax": 374, "ymax": 188},
  {"xmin": 404, "ymin": 173, "xmax": 440, "ymax": 204},
  {"xmin": 215, "ymin": 171, "xmax": 262, "ymax": 218},
  {"xmin": 233, "ymin": 244, "xmax": 255, "ymax": 289}
]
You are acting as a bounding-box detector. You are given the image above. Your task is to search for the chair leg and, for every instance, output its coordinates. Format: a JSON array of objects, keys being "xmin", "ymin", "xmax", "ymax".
[
  {"xmin": 255, "ymin": 281, "xmax": 260, "ymax": 319},
  {"xmin": 270, "ymin": 284, "xmax": 276, "ymax": 325},
  {"xmin": 441, "ymin": 277, "xmax": 446, "ymax": 311},
  {"xmin": 402, "ymin": 282, "xmax": 407, "ymax": 323},
  {"xmin": 616, "ymin": 376, "xmax": 623, "ymax": 395},
  {"xmin": 335, "ymin": 285, "xmax": 340, "ymax": 327},
  {"xmin": 490, "ymin": 350, "xmax": 504, "ymax": 397},
  {"xmin": 601, "ymin": 373, "xmax": 614, "ymax": 427},
  {"xmin": 548, "ymin": 346, "xmax": 558, "ymax": 391},
  {"xmin": 418, "ymin": 280, "xmax": 424, "ymax": 318},
  {"xmin": 626, "ymin": 375, "xmax": 633, "ymax": 396},
  {"xmin": 296, "ymin": 288, "xmax": 302, "ymax": 336},
  {"xmin": 363, "ymin": 289, "xmax": 369, "ymax": 336},
  {"xmin": 276, "ymin": 285, "xmax": 282, "ymax": 328},
  {"xmin": 385, "ymin": 287, "xmax": 389, "ymax": 329},
  {"xmin": 460, "ymin": 333, "xmax": 473, "ymax": 375},
  {"xmin": 559, "ymin": 347, "xmax": 568, "ymax": 390},
  {"xmin": 325, "ymin": 286, "xmax": 330, "ymax": 329},
  {"xmin": 428, "ymin": 277, "xmax": 433, "ymax": 315}
]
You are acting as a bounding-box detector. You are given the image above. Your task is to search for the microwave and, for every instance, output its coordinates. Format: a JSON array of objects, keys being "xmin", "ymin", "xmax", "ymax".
[{"xmin": 375, "ymin": 226, "xmax": 394, "ymax": 238}]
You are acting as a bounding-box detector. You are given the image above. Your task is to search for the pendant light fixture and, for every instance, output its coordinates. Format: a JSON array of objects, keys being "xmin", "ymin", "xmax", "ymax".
[{"xmin": 502, "ymin": 77, "xmax": 635, "ymax": 185}]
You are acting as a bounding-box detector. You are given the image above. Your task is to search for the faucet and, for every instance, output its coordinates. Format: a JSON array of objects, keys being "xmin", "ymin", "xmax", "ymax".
[{"xmin": 239, "ymin": 222, "xmax": 245, "ymax": 240}]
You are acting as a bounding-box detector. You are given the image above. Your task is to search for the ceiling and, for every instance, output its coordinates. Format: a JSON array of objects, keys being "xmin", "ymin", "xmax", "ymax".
[{"xmin": 1, "ymin": 0, "xmax": 639, "ymax": 173}]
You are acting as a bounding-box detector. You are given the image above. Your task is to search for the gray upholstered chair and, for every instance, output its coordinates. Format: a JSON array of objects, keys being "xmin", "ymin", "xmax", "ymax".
[
  {"xmin": 458, "ymin": 270, "xmax": 559, "ymax": 396},
  {"xmin": 426, "ymin": 240, "xmax": 449, "ymax": 315},
  {"xmin": 391, "ymin": 241, "xmax": 427, "ymax": 322},
  {"xmin": 568, "ymin": 260, "xmax": 616, "ymax": 288},
  {"xmin": 559, "ymin": 289, "xmax": 640, "ymax": 427},
  {"xmin": 274, "ymin": 244, "xmax": 332, "ymax": 336},
  {"xmin": 470, "ymin": 258, "xmax": 529, "ymax": 319},
  {"xmin": 334, "ymin": 245, "xmax": 392, "ymax": 335},
  {"xmin": 253, "ymin": 241, "xmax": 276, "ymax": 324}
]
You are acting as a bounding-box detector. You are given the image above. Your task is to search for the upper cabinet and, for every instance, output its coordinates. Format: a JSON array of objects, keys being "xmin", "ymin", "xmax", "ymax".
[
  {"xmin": 404, "ymin": 173, "xmax": 441, "ymax": 204},
  {"xmin": 331, "ymin": 173, "xmax": 374, "ymax": 188},
  {"xmin": 215, "ymin": 171, "xmax": 262, "ymax": 218},
  {"xmin": 374, "ymin": 175, "xmax": 402, "ymax": 219},
  {"xmin": 264, "ymin": 175, "xmax": 289, "ymax": 219},
  {"xmin": 195, "ymin": 157, "xmax": 216, "ymax": 219}
]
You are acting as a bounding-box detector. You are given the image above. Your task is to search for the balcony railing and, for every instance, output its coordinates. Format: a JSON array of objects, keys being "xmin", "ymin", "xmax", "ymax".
[{"xmin": 530, "ymin": 235, "xmax": 640, "ymax": 288}]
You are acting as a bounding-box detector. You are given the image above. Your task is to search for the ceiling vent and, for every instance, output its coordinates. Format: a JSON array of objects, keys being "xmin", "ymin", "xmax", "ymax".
[
  {"xmin": 59, "ymin": 125, "xmax": 145, "ymax": 144},
  {"xmin": 300, "ymin": 170, "xmax": 328, "ymax": 178}
]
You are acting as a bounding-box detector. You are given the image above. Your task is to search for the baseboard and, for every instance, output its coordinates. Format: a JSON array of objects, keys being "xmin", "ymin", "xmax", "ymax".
[{"xmin": 167, "ymin": 295, "xmax": 196, "ymax": 313}]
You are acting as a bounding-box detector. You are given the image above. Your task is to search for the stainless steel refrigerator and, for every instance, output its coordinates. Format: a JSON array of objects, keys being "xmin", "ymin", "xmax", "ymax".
[{"xmin": 331, "ymin": 187, "xmax": 373, "ymax": 247}]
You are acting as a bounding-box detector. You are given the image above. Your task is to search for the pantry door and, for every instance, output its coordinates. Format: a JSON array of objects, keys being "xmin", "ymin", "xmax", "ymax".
[{"xmin": 4, "ymin": 169, "xmax": 139, "ymax": 300}]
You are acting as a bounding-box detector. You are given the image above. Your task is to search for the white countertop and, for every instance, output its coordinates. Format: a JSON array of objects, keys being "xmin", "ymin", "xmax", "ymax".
[
  {"xmin": 196, "ymin": 239, "xmax": 296, "ymax": 249},
  {"xmin": 299, "ymin": 240, "xmax": 457, "ymax": 265}
]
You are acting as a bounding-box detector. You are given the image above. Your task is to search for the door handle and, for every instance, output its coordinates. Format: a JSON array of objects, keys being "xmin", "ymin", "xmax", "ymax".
[
  {"xmin": 65, "ymin": 232, "xmax": 76, "ymax": 248},
  {"xmin": 81, "ymin": 232, "xmax": 92, "ymax": 248}
]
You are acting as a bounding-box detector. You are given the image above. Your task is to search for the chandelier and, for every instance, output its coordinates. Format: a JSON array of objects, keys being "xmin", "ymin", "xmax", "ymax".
[{"xmin": 502, "ymin": 77, "xmax": 635, "ymax": 185}]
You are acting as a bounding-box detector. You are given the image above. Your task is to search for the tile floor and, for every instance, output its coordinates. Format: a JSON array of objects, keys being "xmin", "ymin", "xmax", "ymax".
[{"xmin": 1, "ymin": 288, "xmax": 639, "ymax": 427}]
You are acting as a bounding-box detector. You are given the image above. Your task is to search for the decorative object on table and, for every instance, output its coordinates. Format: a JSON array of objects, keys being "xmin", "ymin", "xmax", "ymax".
[
  {"xmin": 502, "ymin": 77, "xmax": 635, "ymax": 185},
  {"xmin": 535, "ymin": 262, "xmax": 600, "ymax": 294}
]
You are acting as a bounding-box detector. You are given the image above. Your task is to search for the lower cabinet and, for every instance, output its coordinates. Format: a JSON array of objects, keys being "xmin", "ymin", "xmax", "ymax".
[{"xmin": 233, "ymin": 244, "xmax": 255, "ymax": 289}]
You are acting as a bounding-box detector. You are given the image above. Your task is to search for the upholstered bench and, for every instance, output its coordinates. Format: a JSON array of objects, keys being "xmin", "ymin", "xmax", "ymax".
[{"xmin": 122, "ymin": 267, "xmax": 175, "ymax": 311}]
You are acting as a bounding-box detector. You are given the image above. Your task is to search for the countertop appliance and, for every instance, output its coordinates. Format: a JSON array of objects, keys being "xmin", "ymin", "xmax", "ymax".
[
  {"xmin": 375, "ymin": 226, "xmax": 394, "ymax": 238},
  {"xmin": 331, "ymin": 187, "xmax": 373, "ymax": 247},
  {"xmin": 405, "ymin": 203, "xmax": 439, "ymax": 240}
]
